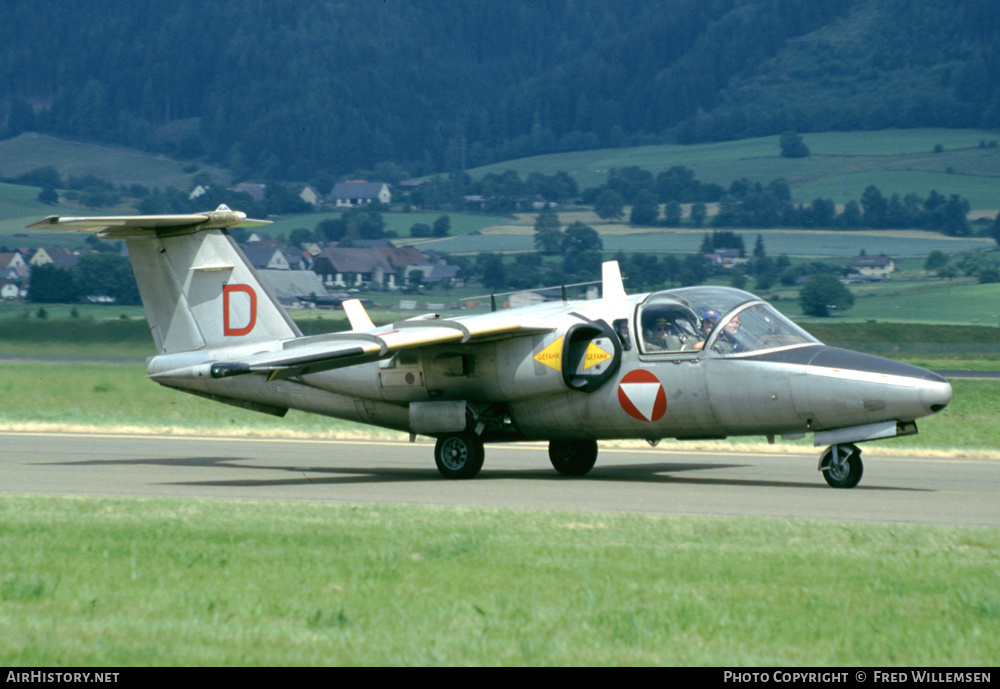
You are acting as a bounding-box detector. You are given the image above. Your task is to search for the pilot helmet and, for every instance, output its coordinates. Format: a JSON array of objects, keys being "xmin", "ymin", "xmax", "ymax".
[{"xmin": 700, "ymin": 309, "xmax": 721, "ymax": 331}]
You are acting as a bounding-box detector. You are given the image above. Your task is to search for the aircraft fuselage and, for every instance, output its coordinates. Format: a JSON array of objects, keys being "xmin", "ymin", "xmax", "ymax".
[{"xmin": 149, "ymin": 288, "xmax": 951, "ymax": 449}]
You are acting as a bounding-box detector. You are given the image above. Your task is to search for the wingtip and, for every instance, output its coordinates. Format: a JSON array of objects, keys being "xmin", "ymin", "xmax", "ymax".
[{"xmin": 25, "ymin": 216, "xmax": 61, "ymax": 230}]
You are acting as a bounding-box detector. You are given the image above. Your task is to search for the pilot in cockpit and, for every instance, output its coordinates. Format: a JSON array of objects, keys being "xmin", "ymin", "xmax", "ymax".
[
  {"xmin": 643, "ymin": 310, "xmax": 697, "ymax": 351},
  {"xmin": 713, "ymin": 313, "xmax": 743, "ymax": 354},
  {"xmin": 691, "ymin": 309, "xmax": 720, "ymax": 351},
  {"xmin": 692, "ymin": 308, "xmax": 745, "ymax": 353},
  {"xmin": 646, "ymin": 317, "xmax": 680, "ymax": 351}
]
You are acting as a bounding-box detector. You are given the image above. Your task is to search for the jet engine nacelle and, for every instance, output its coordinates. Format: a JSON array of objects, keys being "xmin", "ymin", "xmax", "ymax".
[{"xmin": 442, "ymin": 321, "xmax": 623, "ymax": 403}]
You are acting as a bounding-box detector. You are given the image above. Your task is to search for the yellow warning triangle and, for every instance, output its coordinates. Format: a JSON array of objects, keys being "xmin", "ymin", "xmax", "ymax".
[
  {"xmin": 583, "ymin": 341, "xmax": 613, "ymax": 370},
  {"xmin": 534, "ymin": 336, "xmax": 563, "ymax": 371}
]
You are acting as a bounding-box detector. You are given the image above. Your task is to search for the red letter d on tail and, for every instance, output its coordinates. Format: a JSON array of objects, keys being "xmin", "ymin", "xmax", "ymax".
[{"xmin": 223, "ymin": 284, "xmax": 257, "ymax": 336}]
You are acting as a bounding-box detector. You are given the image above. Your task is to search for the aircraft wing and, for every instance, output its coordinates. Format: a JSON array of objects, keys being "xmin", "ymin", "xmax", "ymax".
[{"xmin": 159, "ymin": 303, "xmax": 554, "ymax": 381}]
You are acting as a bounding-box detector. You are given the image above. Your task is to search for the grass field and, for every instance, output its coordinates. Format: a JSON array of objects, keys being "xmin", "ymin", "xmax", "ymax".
[
  {"xmin": 469, "ymin": 129, "xmax": 1000, "ymax": 210},
  {"xmin": 264, "ymin": 210, "xmax": 516, "ymax": 242},
  {"xmin": 411, "ymin": 226, "xmax": 995, "ymax": 258},
  {"xmin": 1, "ymin": 496, "xmax": 997, "ymax": 666},
  {"xmin": 0, "ymin": 132, "xmax": 231, "ymax": 194}
]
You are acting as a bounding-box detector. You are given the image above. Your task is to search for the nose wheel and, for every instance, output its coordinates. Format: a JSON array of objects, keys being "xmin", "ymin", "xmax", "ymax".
[{"xmin": 820, "ymin": 443, "xmax": 863, "ymax": 488}]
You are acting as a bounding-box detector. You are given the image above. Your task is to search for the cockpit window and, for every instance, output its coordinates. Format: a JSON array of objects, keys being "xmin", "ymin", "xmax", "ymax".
[
  {"xmin": 637, "ymin": 287, "xmax": 818, "ymax": 356},
  {"xmin": 707, "ymin": 303, "xmax": 818, "ymax": 356},
  {"xmin": 637, "ymin": 294, "xmax": 701, "ymax": 353}
]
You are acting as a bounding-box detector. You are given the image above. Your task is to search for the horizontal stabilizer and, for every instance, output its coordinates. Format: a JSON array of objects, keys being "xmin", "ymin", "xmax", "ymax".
[{"xmin": 27, "ymin": 204, "xmax": 271, "ymax": 239}]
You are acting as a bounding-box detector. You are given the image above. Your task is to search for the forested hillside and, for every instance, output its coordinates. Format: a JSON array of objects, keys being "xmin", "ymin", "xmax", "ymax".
[{"xmin": 1, "ymin": 0, "xmax": 997, "ymax": 182}]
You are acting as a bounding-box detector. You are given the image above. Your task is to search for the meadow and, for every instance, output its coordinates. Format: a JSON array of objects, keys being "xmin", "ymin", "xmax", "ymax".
[
  {"xmin": 0, "ymin": 132, "xmax": 232, "ymax": 195},
  {"xmin": 410, "ymin": 226, "xmax": 995, "ymax": 258},
  {"xmin": 2, "ymin": 497, "xmax": 997, "ymax": 666},
  {"xmin": 469, "ymin": 129, "xmax": 1000, "ymax": 209}
]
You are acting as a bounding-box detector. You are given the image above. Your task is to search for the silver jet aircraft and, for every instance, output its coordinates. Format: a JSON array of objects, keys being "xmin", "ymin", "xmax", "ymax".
[{"xmin": 30, "ymin": 205, "xmax": 952, "ymax": 488}]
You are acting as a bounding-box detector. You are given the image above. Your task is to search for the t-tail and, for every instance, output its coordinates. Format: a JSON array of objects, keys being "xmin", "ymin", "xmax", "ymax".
[{"xmin": 28, "ymin": 205, "xmax": 301, "ymax": 354}]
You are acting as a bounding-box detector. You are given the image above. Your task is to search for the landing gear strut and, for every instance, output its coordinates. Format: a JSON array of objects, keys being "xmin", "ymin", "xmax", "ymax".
[
  {"xmin": 434, "ymin": 432, "xmax": 485, "ymax": 480},
  {"xmin": 820, "ymin": 443, "xmax": 863, "ymax": 488}
]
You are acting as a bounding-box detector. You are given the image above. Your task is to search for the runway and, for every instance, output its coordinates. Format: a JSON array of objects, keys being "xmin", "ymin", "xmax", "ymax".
[{"xmin": 2, "ymin": 431, "xmax": 998, "ymax": 527}]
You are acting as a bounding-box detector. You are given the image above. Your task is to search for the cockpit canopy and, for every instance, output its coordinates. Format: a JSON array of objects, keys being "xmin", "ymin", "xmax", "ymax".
[{"xmin": 635, "ymin": 286, "xmax": 819, "ymax": 356}]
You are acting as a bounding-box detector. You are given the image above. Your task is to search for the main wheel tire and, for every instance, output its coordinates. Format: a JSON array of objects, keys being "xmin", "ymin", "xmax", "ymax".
[
  {"xmin": 821, "ymin": 444, "xmax": 863, "ymax": 488},
  {"xmin": 434, "ymin": 433, "xmax": 485, "ymax": 480},
  {"xmin": 548, "ymin": 439, "xmax": 599, "ymax": 476}
]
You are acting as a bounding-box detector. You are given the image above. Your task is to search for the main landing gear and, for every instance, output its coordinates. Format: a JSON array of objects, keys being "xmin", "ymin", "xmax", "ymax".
[
  {"xmin": 434, "ymin": 432, "xmax": 485, "ymax": 479},
  {"xmin": 819, "ymin": 443, "xmax": 864, "ymax": 488},
  {"xmin": 548, "ymin": 439, "xmax": 599, "ymax": 476},
  {"xmin": 433, "ymin": 433, "xmax": 601, "ymax": 480}
]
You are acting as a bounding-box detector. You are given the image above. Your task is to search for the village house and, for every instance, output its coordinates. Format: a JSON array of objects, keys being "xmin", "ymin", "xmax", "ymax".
[
  {"xmin": 313, "ymin": 247, "xmax": 394, "ymax": 288},
  {"xmin": 377, "ymin": 245, "xmax": 427, "ymax": 273},
  {"xmin": 241, "ymin": 244, "xmax": 291, "ymax": 271},
  {"xmin": 256, "ymin": 269, "xmax": 328, "ymax": 307},
  {"xmin": 329, "ymin": 181, "xmax": 391, "ymax": 208},
  {"xmin": 231, "ymin": 182, "xmax": 267, "ymax": 202},
  {"xmin": 850, "ymin": 254, "xmax": 896, "ymax": 280},
  {"xmin": 29, "ymin": 247, "xmax": 79, "ymax": 271},
  {"xmin": 0, "ymin": 251, "xmax": 28, "ymax": 277},
  {"xmin": 298, "ymin": 185, "xmax": 322, "ymax": 208},
  {"xmin": 704, "ymin": 248, "xmax": 747, "ymax": 268},
  {"xmin": 241, "ymin": 235, "xmax": 311, "ymax": 271},
  {"xmin": 403, "ymin": 262, "xmax": 461, "ymax": 288}
]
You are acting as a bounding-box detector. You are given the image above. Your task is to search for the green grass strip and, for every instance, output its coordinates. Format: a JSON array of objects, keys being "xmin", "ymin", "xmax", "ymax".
[{"xmin": 1, "ymin": 496, "xmax": 997, "ymax": 666}]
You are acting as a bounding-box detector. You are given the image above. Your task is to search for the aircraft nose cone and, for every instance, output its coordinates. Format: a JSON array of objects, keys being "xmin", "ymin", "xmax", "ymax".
[
  {"xmin": 805, "ymin": 347, "xmax": 953, "ymax": 421},
  {"xmin": 920, "ymin": 377, "xmax": 953, "ymax": 414}
]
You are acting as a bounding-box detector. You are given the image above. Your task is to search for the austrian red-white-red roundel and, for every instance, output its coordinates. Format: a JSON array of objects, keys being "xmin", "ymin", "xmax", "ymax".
[{"xmin": 617, "ymin": 369, "xmax": 667, "ymax": 422}]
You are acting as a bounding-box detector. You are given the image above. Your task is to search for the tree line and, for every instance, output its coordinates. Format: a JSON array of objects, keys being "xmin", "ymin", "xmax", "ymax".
[
  {"xmin": 579, "ymin": 165, "xmax": 977, "ymax": 236},
  {"xmin": 28, "ymin": 253, "xmax": 140, "ymax": 306}
]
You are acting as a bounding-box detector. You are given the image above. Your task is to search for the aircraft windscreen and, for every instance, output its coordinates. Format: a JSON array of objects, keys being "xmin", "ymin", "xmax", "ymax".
[
  {"xmin": 637, "ymin": 287, "xmax": 818, "ymax": 355},
  {"xmin": 707, "ymin": 303, "xmax": 819, "ymax": 356}
]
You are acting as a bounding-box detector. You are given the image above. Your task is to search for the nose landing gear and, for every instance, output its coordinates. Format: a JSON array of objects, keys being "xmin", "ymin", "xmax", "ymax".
[{"xmin": 819, "ymin": 443, "xmax": 863, "ymax": 488}]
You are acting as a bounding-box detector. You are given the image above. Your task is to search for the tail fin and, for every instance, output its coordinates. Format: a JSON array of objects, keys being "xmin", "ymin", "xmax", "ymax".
[
  {"xmin": 29, "ymin": 205, "xmax": 301, "ymax": 354},
  {"xmin": 127, "ymin": 230, "xmax": 300, "ymax": 353}
]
